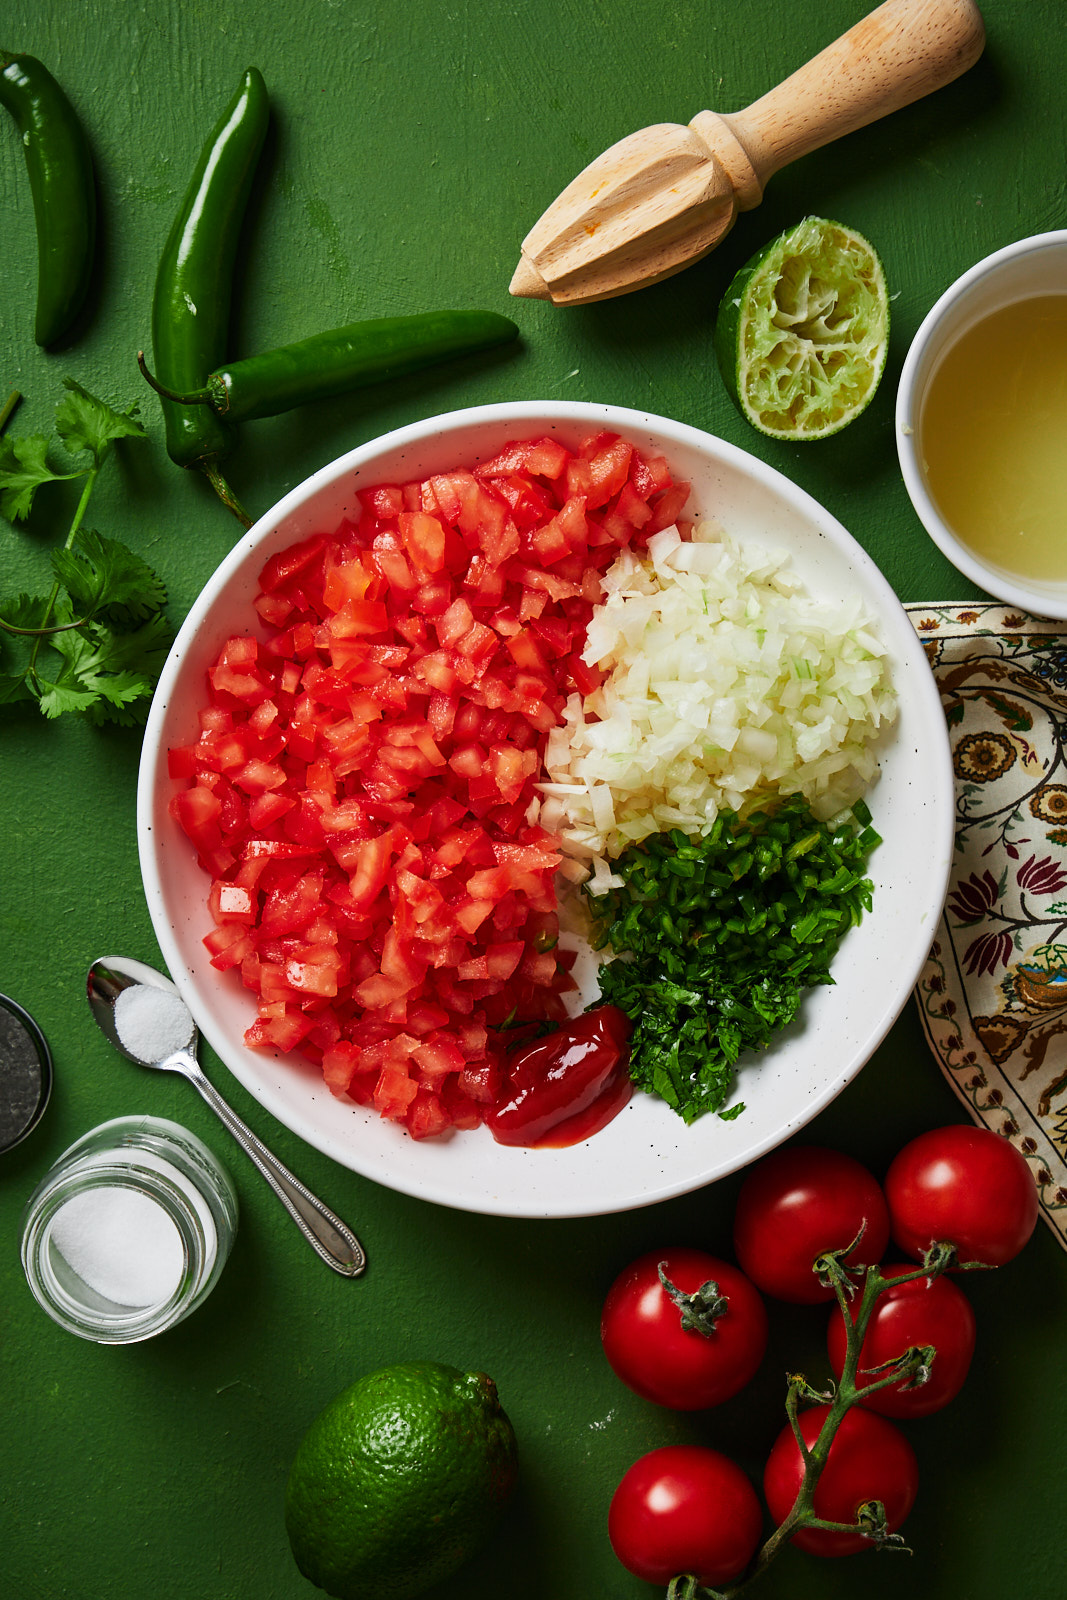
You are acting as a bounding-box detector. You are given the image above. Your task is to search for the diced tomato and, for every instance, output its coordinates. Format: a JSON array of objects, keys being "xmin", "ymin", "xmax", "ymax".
[
  {"xmin": 323, "ymin": 557, "xmax": 374, "ymax": 610},
  {"xmin": 400, "ymin": 511, "xmax": 448, "ymax": 573},
  {"xmin": 248, "ymin": 792, "xmax": 295, "ymax": 830},
  {"xmin": 566, "ymin": 435, "xmax": 631, "ymax": 508},
  {"xmin": 407, "ymin": 1088, "xmax": 452, "ymax": 1140},
  {"xmin": 172, "ymin": 431, "xmax": 688, "ymax": 1139},
  {"xmin": 629, "ymin": 451, "xmax": 674, "ymax": 498},
  {"xmin": 203, "ymin": 922, "xmax": 253, "ymax": 971},
  {"xmin": 244, "ymin": 1005, "xmax": 316, "ymax": 1052},
  {"xmin": 646, "ymin": 479, "xmax": 692, "ymax": 534},
  {"xmin": 208, "ymin": 880, "xmax": 257, "ymax": 924},
  {"xmin": 321, "ymin": 1039, "xmax": 362, "ymax": 1096},
  {"xmin": 373, "ymin": 1062, "xmax": 419, "ymax": 1118},
  {"xmin": 172, "ymin": 783, "xmax": 222, "ymax": 847},
  {"xmin": 478, "ymin": 435, "xmax": 570, "ymax": 480},
  {"xmin": 359, "ymin": 485, "xmax": 404, "ymax": 520}
]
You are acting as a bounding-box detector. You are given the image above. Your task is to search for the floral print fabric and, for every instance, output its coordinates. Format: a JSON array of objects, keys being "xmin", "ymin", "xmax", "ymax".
[{"xmin": 909, "ymin": 603, "xmax": 1067, "ymax": 1250}]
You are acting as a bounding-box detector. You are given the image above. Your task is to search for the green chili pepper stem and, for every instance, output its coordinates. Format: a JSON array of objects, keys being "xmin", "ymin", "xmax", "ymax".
[
  {"xmin": 138, "ymin": 310, "xmax": 519, "ymax": 424},
  {"xmin": 137, "ymin": 351, "xmax": 210, "ymax": 408},
  {"xmin": 0, "ymin": 51, "xmax": 97, "ymax": 347},
  {"xmin": 150, "ymin": 67, "xmax": 269, "ymax": 473},
  {"xmin": 0, "ymin": 389, "xmax": 21, "ymax": 433},
  {"xmin": 201, "ymin": 463, "xmax": 253, "ymax": 530}
]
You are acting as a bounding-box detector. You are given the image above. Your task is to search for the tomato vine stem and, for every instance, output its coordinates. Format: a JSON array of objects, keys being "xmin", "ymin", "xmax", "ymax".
[{"xmin": 669, "ymin": 1238, "xmax": 961, "ymax": 1600}]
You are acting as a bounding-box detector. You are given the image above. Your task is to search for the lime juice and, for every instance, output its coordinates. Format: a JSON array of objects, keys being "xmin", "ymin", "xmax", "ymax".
[{"xmin": 919, "ymin": 294, "xmax": 1067, "ymax": 584}]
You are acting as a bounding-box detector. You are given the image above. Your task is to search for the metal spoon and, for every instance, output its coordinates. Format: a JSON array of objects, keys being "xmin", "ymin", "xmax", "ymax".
[{"xmin": 87, "ymin": 956, "xmax": 366, "ymax": 1278}]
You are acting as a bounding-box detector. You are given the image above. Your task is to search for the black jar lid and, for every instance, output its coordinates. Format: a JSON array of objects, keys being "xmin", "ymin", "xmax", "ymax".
[{"xmin": 0, "ymin": 993, "xmax": 53, "ymax": 1153}]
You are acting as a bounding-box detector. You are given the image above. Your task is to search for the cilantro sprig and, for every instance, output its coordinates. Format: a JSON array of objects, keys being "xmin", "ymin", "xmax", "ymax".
[
  {"xmin": 0, "ymin": 380, "xmax": 171, "ymax": 724},
  {"xmin": 585, "ymin": 797, "xmax": 882, "ymax": 1124}
]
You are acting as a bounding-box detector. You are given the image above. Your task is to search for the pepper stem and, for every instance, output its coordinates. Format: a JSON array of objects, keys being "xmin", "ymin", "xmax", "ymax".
[
  {"xmin": 136, "ymin": 350, "xmax": 211, "ymax": 408},
  {"xmin": 0, "ymin": 388, "xmax": 21, "ymax": 434},
  {"xmin": 202, "ymin": 462, "xmax": 253, "ymax": 529}
]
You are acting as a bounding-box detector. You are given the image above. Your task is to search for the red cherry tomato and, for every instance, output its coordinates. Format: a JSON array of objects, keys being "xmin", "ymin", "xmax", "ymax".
[
  {"xmin": 826, "ymin": 1261, "xmax": 977, "ymax": 1417},
  {"xmin": 884, "ymin": 1124, "xmax": 1039, "ymax": 1267},
  {"xmin": 487, "ymin": 1005, "xmax": 632, "ymax": 1148},
  {"xmin": 763, "ymin": 1404, "xmax": 918, "ymax": 1558},
  {"xmin": 609, "ymin": 1445, "xmax": 763, "ymax": 1587},
  {"xmin": 733, "ymin": 1145, "xmax": 891, "ymax": 1303},
  {"xmin": 601, "ymin": 1247, "xmax": 768, "ymax": 1410}
]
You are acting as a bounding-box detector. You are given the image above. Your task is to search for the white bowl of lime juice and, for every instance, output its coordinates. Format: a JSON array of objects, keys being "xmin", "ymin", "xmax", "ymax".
[{"xmin": 897, "ymin": 230, "xmax": 1067, "ymax": 618}]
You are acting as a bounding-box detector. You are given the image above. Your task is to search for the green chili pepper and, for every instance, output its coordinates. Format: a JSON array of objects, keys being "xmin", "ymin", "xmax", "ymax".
[
  {"xmin": 0, "ymin": 51, "xmax": 96, "ymax": 348},
  {"xmin": 138, "ymin": 309, "xmax": 519, "ymax": 422},
  {"xmin": 150, "ymin": 67, "xmax": 269, "ymax": 525}
]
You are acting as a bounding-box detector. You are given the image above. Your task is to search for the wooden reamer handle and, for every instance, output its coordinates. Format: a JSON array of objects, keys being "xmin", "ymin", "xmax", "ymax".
[{"xmin": 715, "ymin": 0, "xmax": 985, "ymax": 191}]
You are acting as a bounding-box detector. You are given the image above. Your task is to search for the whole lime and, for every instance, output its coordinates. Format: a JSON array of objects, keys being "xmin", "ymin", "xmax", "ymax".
[{"xmin": 284, "ymin": 1360, "xmax": 518, "ymax": 1600}]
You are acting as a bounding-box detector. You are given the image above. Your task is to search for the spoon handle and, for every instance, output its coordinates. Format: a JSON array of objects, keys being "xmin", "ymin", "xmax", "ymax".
[{"xmin": 179, "ymin": 1055, "xmax": 366, "ymax": 1277}]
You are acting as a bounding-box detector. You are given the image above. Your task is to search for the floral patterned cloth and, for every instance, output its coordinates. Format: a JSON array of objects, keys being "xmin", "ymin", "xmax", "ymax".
[{"xmin": 908, "ymin": 603, "xmax": 1067, "ymax": 1251}]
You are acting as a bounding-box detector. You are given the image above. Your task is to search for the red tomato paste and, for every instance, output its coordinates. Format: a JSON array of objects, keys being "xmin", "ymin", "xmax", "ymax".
[
  {"xmin": 487, "ymin": 1005, "xmax": 633, "ymax": 1148},
  {"xmin": 169, "ymin": 431, "xmax": 688, "ymax": 1140}
]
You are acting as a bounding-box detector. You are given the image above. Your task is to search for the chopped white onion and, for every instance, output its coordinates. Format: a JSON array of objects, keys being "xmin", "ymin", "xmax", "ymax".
[{"xmin": 539, "ymin": 522, "xmax": 897, "ymax": 887}]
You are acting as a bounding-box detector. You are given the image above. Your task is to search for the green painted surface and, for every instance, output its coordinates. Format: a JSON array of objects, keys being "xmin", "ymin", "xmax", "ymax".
[{"xmin": 0, "ymin": 2, "xmax": 1064, "ymax": 1596}]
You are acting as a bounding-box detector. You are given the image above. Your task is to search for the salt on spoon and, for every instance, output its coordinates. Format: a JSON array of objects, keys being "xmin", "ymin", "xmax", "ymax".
[
  {"xmin": 87, "ymin": 957, "xmax": 366, "ymax": 1277},
  {"xmin": 113, "ymin": 983, "xmax": 193, "ymax": 1064}
]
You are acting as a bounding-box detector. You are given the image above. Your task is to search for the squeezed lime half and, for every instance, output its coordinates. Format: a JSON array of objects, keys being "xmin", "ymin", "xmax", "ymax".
[{"xmin": 714, "ymin": 217, "xmax": 889, "ymax": 441}]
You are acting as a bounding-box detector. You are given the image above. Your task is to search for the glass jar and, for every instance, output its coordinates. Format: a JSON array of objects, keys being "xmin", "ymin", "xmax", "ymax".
[{"xmin": 20, "ymin": 1115, "xmax": 238, "ymax": 1343}]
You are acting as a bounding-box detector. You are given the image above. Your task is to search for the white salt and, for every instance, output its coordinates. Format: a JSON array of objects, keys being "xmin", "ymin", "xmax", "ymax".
[
  {"xmin": 49, "ymin": 1185, "xmax": 185, "ymax": 1308},
  {"xmin": 134, "ymin": 1149, "xmax": 218, "ymax": 1268},
  {"xmin": 114, "ymin": 984, "xmax": 193, "ymax": 1063}
]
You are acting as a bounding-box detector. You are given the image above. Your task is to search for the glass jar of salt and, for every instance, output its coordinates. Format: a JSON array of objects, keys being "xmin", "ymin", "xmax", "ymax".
[{"xmin": 20, "ymin": 1116, "xmax": 237, "ymax": 1343}]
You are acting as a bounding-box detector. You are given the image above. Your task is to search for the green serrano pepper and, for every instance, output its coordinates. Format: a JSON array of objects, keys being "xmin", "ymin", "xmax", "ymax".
[
  {"xmin": 151, "ymin": 67, "xmax": 269, "ymax": 523},
  {"xmin": 0, "ymin": 51, "xmax": 96, "ymax": 348},
  {"xmin": 138, "ymin": 309, "xmax": 519, "ymax": 422}
]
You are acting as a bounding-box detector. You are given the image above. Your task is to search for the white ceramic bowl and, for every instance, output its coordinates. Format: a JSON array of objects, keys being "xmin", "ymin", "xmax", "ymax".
[
  {"xmin": 139, "ymin": 401, "xmax": 953, "ymax": 1219},
  {"xmin": 896, "ymin": 230, "xmax": 1067, "ymax": 618}
]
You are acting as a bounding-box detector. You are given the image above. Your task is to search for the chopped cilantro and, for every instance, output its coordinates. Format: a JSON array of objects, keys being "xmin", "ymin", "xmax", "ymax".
[{"xmin": 584, "ymin": 797, "xmax": 881, "ymax": 1125}]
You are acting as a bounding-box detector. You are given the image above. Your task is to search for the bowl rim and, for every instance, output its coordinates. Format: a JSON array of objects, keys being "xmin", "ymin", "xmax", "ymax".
[
  {"xmin": 895, "ymin": 228, "xmax": 1067, "ymax": 618},
  {"xmin": 139, "ymin": 399, "xmax": 954, "ymax": 1217}
]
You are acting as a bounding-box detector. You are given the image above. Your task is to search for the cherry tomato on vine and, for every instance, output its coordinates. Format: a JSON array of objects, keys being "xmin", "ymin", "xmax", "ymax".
[
  {"xmin": 763, "ymin": 1404, "xmax": 918, "ymax": 1558},
  {"xmin": 827, "ymin": 1261, "xmax": 977, "ymax": 1417},
  {"xmin": 609, "ymin": 1445, "xmax": 763, "ymax": 1586},
  {"xmin": 884, "ymin": 1124, "xmax": 1038, "ymax": 1267},
  {"xmin": 600, "ymin": 1247, "xmax": 768, "ymax": 1410},
  {"xmin": 733, "ymin": 1145, "xmax": 890, "ymax": 1303}
]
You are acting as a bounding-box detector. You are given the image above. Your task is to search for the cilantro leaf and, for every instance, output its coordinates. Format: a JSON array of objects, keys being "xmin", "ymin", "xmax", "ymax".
[
  {"xmin": 55, "ymin": 379, "xmax": 146, "ymax": 464},
  {"xmin": 52, "ymin": 529, "xmax": 168, "ymax": 630},
  {"xmin": 0, "ymin": 591, "xmax": 55, "ymax": 633},
  {"xmin": 0, "ymin": 433, "xmax": 79, "ymax": 522},
  {"xmin": 34, "ymin": 675, "xmax": 103, "ymax": 719},
  {"xmin": 46, "ymin": 611, "xmax": 172, "ymax": 726},
  {"xmin": 0, "ymin": 671, "xmax": 34, "ymax": 705}
]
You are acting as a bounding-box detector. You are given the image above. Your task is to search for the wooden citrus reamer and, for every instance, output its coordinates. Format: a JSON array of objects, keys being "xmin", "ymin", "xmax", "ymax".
[{"xmin": 510, "ymin": 0, "xmax": 985, "ymax": 306}]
